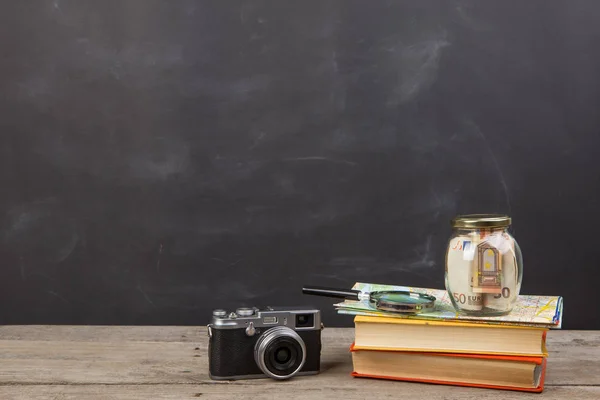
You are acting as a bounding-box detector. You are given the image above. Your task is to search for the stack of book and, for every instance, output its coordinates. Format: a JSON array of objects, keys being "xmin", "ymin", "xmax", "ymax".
[{"xmin": 336, "ymin": 282, "xmax": 563, "ymax": 393}]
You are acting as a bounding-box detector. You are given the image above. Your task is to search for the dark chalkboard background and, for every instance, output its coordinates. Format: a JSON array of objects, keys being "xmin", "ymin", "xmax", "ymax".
[{"xmin": 0, "ymin": 0, "xmax": 598, "ymax": 329}]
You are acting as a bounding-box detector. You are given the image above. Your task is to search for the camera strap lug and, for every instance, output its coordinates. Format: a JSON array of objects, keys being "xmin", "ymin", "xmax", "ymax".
[
  {"xmin": 206, "ymin": 324, "xmax": 213, "ymax": 338},
  {"xmin": 245, "ymin": 322, "xmax": 256, "ymax": 337}
]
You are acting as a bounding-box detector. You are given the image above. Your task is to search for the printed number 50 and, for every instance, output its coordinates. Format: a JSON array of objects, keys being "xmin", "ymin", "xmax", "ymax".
[
  {"xmin": 453, "ymin": 293, "xmax": 466, "ymax": 304},
  {"xmin": 493, "ymin": 287, "xmax": 511, "ymax": 299}
]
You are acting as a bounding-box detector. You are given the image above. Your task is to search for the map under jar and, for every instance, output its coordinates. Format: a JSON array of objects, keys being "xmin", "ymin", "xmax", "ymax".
[{"xmin": 445, "ymin": 214, "xmax": 523, "ymax": 316}]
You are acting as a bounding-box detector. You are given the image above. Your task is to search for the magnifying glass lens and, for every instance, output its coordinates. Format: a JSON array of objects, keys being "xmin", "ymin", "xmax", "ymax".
[{"xmin": 372, "ymin": 291, "xmax": 430, "ymax": 305}]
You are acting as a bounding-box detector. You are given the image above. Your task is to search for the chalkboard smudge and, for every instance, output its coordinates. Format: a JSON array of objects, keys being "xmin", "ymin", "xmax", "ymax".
[
  {"xmin": 16, "ymin": 78, "xmax": 50, "ymax": 100},
  {"xmin": 331, "ymin": 51, "xmax": 339, "ymax": 74},
  {"xmin": 387, "ymin": 31, "xmax": 450, "ymax": 105},
  {"xmin": 307, "ymin": 273, "xmax": 347, "ymax": 282},
  {"xmin": 249, "ymin": 132, "xmax": 267, "ymax": 150},
  {"xmin": 4, "ymin": 208, "xmax": 43, "ymax": 236},
  {"xmin": 137, "ymin": 285, "xmax": 157, "ymax": 308},
  {"xmin": 47, "ymin": 290, "xmax": 69, "ymax": 304},
  {"xmin": 465, "ymin": 119, "xmax": 512, "ymax": 214},
  {"xmin": 229, "ymin": 258, "xmax": 243, "ymax": 267},
  {"xmin": 184, "ymin": 75, "xmax": 273, "ymax": 101},
  {"xmin": 455, "ymin": 2, "xmax": 491, "ymax": 32},
  {"xmin": 328, "ymin": 237, "xmax": 437, "ymax": 273},
  {"xmin": 215, "ymin": 283, "xmax": 278, "ymax": 302},
  {"xmin": 428, "ymin": 185, "xmax": 458, "ymax": 215},
  {"xmin": 2, "ymin": 199, "xmax": 79, "ymax": 264},
  {"xmin": 128, "ymin": 138, "xmax": 190, "ymax": 181},
  {"xmin": 211, "ymin": 257, "xmax": 243, "ymax": 267},
  {"xmin": 156, "ymin": 243, "xmax": 163, "ymax": 273},
  {"xmin": 19, "ymin": 257, "xmax": 25, "ymax": 281},
  {"xmin": 53, "ymin": 232, "xmax": 79, "ymax": 264},
  {"xmin": 408, "ymin": 234, "xmax": 436, "ymax": 269},
  {"xmin": 328, "ymin": 257, "xmax": 408, "ymax": 270},
  {"xmin": 281, "ymin": 156, "xmax": 357, "ymax": 166}
]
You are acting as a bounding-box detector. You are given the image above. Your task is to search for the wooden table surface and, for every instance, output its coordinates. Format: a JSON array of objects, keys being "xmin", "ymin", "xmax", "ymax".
[{"xmin": 0, "ymin": 326, "xmax": 598, "ymax": 399}]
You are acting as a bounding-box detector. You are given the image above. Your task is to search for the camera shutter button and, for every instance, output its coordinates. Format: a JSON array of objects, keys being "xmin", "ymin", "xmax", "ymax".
[{"xmin": 236, "ymin": 308, "xmax": 255, "ymax": 317}]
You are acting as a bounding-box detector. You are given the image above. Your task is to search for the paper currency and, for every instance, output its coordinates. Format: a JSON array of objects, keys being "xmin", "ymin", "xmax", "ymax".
[
  {"xmin": 446, "ymin": 230, "xmax": 521, "ymax": 314},
  {"xmin": 471, "ymin": 240, "xmax": 502, "ymax": 294},
  {"xmin": 483, "ymin": 231, "xmax": 520, "ymax": 312},
  {"xmin": 446, "ymin": 234, "xmax": 483, "ymax": 312}
]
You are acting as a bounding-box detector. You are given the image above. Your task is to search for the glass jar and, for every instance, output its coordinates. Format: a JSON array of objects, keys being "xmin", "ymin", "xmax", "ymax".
[{"xmin": 445, "ymin": 214, "xmax": 523, "ymax": 316}]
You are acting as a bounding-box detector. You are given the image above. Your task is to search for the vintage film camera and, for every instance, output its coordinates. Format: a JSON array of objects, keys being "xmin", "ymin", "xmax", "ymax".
[{"xmin": 207, "ymin": 306, "xmax": 322, "ymax": 380}]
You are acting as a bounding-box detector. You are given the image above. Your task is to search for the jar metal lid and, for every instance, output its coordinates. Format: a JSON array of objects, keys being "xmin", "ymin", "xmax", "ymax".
[{"xmin": 451, "ymin": 214, "xmax": 511, "ymax": 229}]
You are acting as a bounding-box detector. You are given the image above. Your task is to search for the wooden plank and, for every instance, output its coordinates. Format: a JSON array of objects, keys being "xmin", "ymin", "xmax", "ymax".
[
  {"xmin": 0, "ymin": 326, "xmax": 598, "ymax": 397},
  {"xmin": 543, "ymin": 330, "xmax": 600, "ymax": 386},
  {"xmin": 0, "ymin": 384, "xmax": 599, "ymax": 400},
  {"xmin": 0, "ymin": 327, "xmax": 353, "ymax": 385},
  {"xmin": 2, "ymin": 325, "xmax": 598, "ymax": 346},
  {"xmin": 0, "ymin": 325, "xmax": 203, "ymax": 342}
]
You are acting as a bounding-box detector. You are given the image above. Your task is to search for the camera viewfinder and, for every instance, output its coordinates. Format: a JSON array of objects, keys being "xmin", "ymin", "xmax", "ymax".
[{"xmin": 295, "ymin": 313, "xmax": 314, "ymax": 328}]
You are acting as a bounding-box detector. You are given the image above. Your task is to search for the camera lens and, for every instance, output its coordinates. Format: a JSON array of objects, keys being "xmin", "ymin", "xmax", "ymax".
[
  {"xmin": 254, "ymin": 326, "xmax": 306, "ymax": 380},
  {"xmin": 267, "ymin": 339, "xmax": 299, "ymax": 372},
  {"xmin": 275, "ymin": 348, "xmax": 291, "ymax": 363}
]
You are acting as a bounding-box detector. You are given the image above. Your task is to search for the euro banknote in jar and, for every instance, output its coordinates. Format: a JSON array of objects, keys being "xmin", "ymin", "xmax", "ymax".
[
  {"xmin": 445, "ymin": 214, "xmax": 523, "ymax": 316},
  {"xmin": 480, "ymin": 231, "xmax": 521, "ymax": 313},
  {"xmin": 445, "ymin": 234, "xmax": 483, "ymax": 312}
]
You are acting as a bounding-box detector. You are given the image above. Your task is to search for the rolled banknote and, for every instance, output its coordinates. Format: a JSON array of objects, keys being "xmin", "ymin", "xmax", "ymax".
[
  {"xmin": 446, "ymin": 234, "xmax": 483, "ymax": 312},
  {"xmin": 483, "ymin": 231, "xmax": 519, "ymax": 313}
]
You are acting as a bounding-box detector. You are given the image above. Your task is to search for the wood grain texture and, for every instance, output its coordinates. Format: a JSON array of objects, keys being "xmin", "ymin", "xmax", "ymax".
[
  {"xmin": 0, "ymin": 327, "xmax": 598, "ymax": 399},
  {"xmin": 1, "ymin": 385, "xmax": 599, "ymax": 400}
]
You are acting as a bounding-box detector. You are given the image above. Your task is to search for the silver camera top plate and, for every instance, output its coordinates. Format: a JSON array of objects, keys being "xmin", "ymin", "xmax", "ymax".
[{"xmin": 210, "ymin": 306, "xmax": 321, "ymax": 331}]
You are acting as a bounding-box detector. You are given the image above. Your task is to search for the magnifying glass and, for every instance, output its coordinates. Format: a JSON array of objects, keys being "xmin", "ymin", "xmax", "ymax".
[{"xmin": 302, "ymin": 285, "xmax": 436, "ymax": 314}]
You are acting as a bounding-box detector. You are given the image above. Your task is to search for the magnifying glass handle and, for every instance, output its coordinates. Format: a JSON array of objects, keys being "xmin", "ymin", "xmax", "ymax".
[{"xmin": 302, "ymin": 285, "xmax": 361, "ymax": 300}]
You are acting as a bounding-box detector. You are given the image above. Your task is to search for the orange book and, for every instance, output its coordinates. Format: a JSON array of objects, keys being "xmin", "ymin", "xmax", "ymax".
[
  {"xmin": 353, "ymin": 315, "xmax": 548, "ymax": 357},
  {"xmin": 350, "ymin": 343, "xmax": 546, "ymax": 392}
]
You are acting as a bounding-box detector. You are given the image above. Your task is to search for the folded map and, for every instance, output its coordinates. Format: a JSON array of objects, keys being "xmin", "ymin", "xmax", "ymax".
[{"xmin": 335, "ymin": 282, "xmax": 563, "ymax": 329}]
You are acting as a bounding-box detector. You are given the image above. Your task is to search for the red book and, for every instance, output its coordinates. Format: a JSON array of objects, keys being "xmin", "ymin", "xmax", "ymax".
[{"xmin": 350, "ymin": 343, "xmax": 546, "ymax": 393}]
